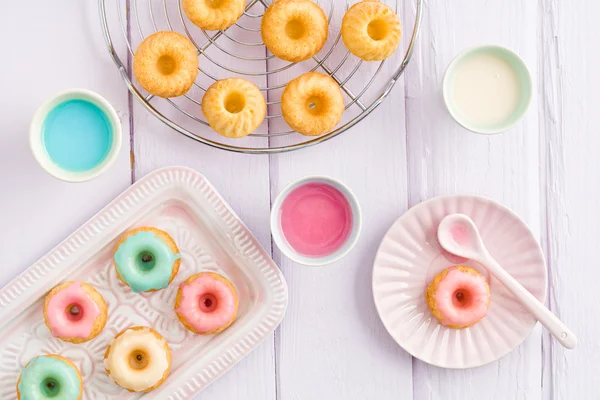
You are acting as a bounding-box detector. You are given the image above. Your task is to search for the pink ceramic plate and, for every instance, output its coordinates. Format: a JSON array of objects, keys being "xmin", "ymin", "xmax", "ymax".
[{"xmin": 372, "ymin": 195, "xmax": 546, "ymax": 368}]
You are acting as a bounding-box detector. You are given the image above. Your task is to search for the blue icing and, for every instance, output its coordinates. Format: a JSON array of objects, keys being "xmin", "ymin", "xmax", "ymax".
[
  {"xmin": 114, "ymin": 231, "xmax": 181, "ymax": 292},
  {"xmin": 42, "ymin": 99, "xmax": 113, "ymax": 172},
  {"xmin": 18, "ymin": 356, "xmax": 81, "ymax": 400}
]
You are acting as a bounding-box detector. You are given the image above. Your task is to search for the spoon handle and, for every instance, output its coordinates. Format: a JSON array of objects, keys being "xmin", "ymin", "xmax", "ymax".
[{"xmin": 479, "ymin": 252, "xmax": 577, "ymax": 349}]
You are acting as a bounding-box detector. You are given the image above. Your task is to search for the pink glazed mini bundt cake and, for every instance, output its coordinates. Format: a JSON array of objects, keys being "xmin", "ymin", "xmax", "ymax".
[
  {"xmin": 43, "ymin": 281, "xmax": 108, "ymax": 344},
  {"xmin": 175, "ymin": 272, "xmax": 238, "ymax": 334},
  {"xmin": 426, "ymin": 266, "xmax": 491, "ymax": 329}
]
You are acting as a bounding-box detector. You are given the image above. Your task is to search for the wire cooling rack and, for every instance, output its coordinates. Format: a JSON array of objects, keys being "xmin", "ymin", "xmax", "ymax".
[{"xmin": 99, "ymin": 0, "xmax": 423, "ymax": 154}]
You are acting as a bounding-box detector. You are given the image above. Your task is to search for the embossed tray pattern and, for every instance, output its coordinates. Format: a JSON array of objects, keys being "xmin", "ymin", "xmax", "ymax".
[{"xmin": 0, "ymin": 166, "xmax": 288, "ymax": 399}]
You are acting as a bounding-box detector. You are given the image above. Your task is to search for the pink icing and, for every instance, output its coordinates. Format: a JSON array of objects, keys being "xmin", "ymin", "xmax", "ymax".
[
  {"xmin": 280, "ymin": 182, "xmax": 353, "ymax": 257},
  {"xmin": 176, "ymin": 274, "xmax": 237, "ymax": 333},
  {"xmin": 46, "ymin": 282, "xmax": 101, "ymax": 339},
  {"xmin": 434, "ymin": 268, "xmax": 490, "ymax": 327},
  {"xmin": 450, "ymin": 221, "xmax": 479, "ymax": 252},
  {"xmin": 451, "ymin": 224, "xmax": 469, "ymax": 245}
]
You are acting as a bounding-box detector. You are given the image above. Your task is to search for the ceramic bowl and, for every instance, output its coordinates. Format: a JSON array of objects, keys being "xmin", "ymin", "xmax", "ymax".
[
  {"xmin": 270, "ymin": 176, "xmax": 362, "ymax": 267},
  {"xmin": 372, "ymin": 195, "xmax": 547, "ymax": 368},
  {"xmin": 442, "ymin": 45, "xmax": 532, "ymax": 134},
  {"xmin": 30, "ymin": 88, "xmax": 122, "ymax": 182}
]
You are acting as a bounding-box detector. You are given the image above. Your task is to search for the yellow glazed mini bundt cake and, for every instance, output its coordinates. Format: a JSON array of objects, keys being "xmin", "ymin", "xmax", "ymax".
[
  {"xmin": 281, "ymin": 72, "xmax": 344, "ymax": 136},
  {"xmin": 133, "ymin": 31, "xmax": 199, "ymax": 98},
  {"xmin": 182, "ymin": 0, "xmax": 245, "ymax": 31},
  {"xmin": 104, "ymin": 326, "xmax": 172, "ymax": 393},
  {"xmin": 261, "ymin": 0, "xmax": 329, "ymax": 62},
  {"xmin": 342, "ymin": 0, "xmax": 402, "ymax": 61},
  {"xmin": 202, "ymin": 78, "xmax": 267, "ymax": 138}
]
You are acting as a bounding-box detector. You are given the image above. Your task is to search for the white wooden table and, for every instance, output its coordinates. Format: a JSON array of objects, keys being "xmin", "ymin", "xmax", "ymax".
[{"xmin": 1, "ymin": 1, "xmax": 597, "ymax": 399}]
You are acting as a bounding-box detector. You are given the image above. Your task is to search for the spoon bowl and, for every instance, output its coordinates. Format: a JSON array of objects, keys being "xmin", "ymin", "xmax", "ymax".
[{"xmin": 437, "ymin": 214, "xmax": 486, "ymax": 259}]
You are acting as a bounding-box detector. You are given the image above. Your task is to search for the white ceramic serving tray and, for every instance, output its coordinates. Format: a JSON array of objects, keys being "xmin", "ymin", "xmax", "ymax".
[{"xmin": 0, "ymin": 166, "xmax": 288, "ymax": 399}]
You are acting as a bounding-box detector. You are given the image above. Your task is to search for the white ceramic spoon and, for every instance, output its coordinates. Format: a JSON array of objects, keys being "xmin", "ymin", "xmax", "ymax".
[{"xmin": 437, "ymin": 213, "xmax": 577, "ymax": 349}]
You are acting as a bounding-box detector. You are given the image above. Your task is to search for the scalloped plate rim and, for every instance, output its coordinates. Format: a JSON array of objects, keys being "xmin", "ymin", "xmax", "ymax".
[{"xmin": 372, "ymin": 194, "xmax": 547, "ymax": 369}]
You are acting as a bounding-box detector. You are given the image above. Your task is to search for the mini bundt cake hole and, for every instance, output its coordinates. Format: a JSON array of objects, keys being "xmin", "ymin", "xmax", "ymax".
[
  {"xmin": 65, "ymin": 303, "xmax": 84, "ymax": 322},
  {"xmin": 199, "ymin": 293, "xmax": 218, "ymax": 312},
  {"xmin": 156, "ymin": 55, "xmax": 177, "ymax": 75},
  {"xmin": 137, "ymin": 251, "xmax": 156, "ymax": 271},
  {"xmin": 41, "ymin": 378, "xmax": 60, "ymax": 397},
  {"xmin": 452, "ymin": 289, "xmax": 473, "ymax": 308},
  {"xmin": 129, "ymin": 350, "xmax": 149, "ymax": 370},
  {"xmin": 205, "ymin": 0, "xmax": 225, "ymax": 9},
  {"xmin": 367, "ymin": 19, "xmax": 389, "ymax": 41},
  {"xmin": 285, "ymin": 19, "xmax": 306, "ymax": 39},
  {"xmin": 305, "ymin": 95, "xmax": 325, "ymax": 115},
  {"xmin": 224, "ymin": 92, "xmax": 246, "ymax": 113}
]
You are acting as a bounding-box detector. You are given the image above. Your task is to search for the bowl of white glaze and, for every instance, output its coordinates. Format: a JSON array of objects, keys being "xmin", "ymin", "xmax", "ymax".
[{"xmin": 443, "ymin": 45, "xmax": 532, "ymax": 134}]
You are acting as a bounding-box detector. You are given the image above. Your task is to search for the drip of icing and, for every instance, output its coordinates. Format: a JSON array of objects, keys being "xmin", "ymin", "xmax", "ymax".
[
  {"xmin": 46, "ymin": 282, "xmax": 100, "ymax": 339},
  {"xmin": 176, "ymin": 274, "xmax": 237, "ymax": 333},
  {"xmin": 114, "ymin": 231, "xmax": 181, "ymax": 292}
]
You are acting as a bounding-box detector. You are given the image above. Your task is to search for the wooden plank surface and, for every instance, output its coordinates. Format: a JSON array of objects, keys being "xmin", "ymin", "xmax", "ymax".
[
  {"xmin": 540, "ymin": 0, "xmax": 600, "ymax": 398},
  {"xmin": 404, "ymin": 0, "xmax": 543, "ymax": 399},
  {"xmin": 266, "ymin": 0, "xmax": 413, "ymax": 397},
  {"xmin": 128, "ymin": 0, "xmax": 277, "ymax": 398},
  {"xmin": 0, "ymin": 0, "xmax": 131, "ymax": 288},
  {"xmin": 2, "ymin": 0, "xmax": 600, "ymax": 399}
]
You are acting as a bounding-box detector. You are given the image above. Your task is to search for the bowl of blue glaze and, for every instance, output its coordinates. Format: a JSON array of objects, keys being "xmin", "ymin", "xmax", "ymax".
[{"xmin": 30, "ymin": 89, "xmax": 122, "ymax": 182}]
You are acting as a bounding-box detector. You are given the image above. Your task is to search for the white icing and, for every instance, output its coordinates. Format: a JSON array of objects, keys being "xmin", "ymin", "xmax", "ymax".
[
  {"xmin": 104, "ymin": 328, "xmax": 170, "ymax": 392},
  {"xmin": 451, "ymin": 52, "xmax": 521, "ymax": 126}
]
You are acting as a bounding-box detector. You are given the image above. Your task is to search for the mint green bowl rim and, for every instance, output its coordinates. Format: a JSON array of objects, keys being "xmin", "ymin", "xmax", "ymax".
[{"xmin": 442, "ymin": 45, "xmax": 533, "ymax": 135}]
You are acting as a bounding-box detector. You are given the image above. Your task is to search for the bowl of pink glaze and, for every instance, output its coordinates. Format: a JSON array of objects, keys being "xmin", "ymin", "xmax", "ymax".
[{"xmin": 271, "ymin": 176, "xmax": 362, "ymax": 267}]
